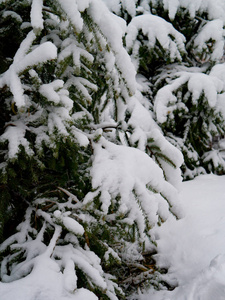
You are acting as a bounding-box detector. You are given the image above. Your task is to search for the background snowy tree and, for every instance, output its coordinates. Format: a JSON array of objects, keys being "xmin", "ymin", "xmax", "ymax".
[
  {"xmin": 0, "ymin": 0, "xmax": 183, "ymax": 299},
  {"xmin": 104, "ymin": 0, "xmax": 225, "ymax": 179},
  {"xmin": 150, "ymin": 0, "xmax": 225, "ymax": 179}
]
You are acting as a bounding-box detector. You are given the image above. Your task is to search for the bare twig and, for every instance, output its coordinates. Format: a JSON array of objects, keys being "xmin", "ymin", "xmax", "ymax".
[{"xmin": 57, "ymin": 187, "xmax": 79, "ymax": 203}]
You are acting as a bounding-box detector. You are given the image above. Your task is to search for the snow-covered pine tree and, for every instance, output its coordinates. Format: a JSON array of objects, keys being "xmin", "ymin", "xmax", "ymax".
[
  {"xmin": 106, "ymin": 0, "xmax": 225, "ymax": 179},
  {"xmin": 0, "ymin": 0, "xmax": 183, "ymax": 298},
  {"xmin": 150, "ymin": 0, "xmax": 225, "ymax": 179}
]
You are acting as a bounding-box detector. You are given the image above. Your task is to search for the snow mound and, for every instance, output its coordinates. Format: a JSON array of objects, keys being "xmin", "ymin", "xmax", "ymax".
[{"xmin": 133, "ymin": 174, "xmax": 225, "ymax": 299}]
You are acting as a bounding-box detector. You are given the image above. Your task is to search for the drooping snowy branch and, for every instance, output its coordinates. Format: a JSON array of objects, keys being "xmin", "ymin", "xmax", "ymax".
[
  {"xmin": 193, "ymin": 19, "xmax": 224, "ymax": 62},
  {"xmin": 0, "ymin": 30, "xmax": 57, "ymax": 108},
  {"xmin": 126, "ymin": 13, "xmax": 186, "ymax": 70},
  {"xmin": 154, "ymin": 70, "xmax": 224, "ymax": 124},
  {"xmin": 84, "ymin": 136, "xmax": 182, "ymax": 235},
  {"xmin": 151, "ymin": 0, "xmax": 225, "ymax": 20}
]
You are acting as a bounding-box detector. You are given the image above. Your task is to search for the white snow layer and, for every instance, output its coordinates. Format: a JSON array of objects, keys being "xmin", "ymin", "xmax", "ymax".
[
  {"xmin": 126, "ymin": 14, "xmax": 185, "ymax": 70},
  {"xmin": 154, "ymin": 71, "xmax": 224, "ymax": 123},
  {"xmin": 57, "ymin": 0, "xmax": 84, "ymax": 32},
  {"xmin": 0, "ymin": 121, "xmax": 34, "ymax": 159},
  {"xmin": 90, "ymin": 0, "xmax": 137, "ymax": 95},
  {"xmin": 84, "ymin": 136, "xmax": 182, "ymax": 230},
  {"xmin": 53, "ymin": 210, "xmax": 85, "ymax": 235},
  {"xmin": 0, "ymin": 256, "xmax": 98, "ymax": 300},
  {"xmin": 151, "ymin": 0, "xmax": 225, "ymax": 21},
  {"xmin": 2, "ymin": 175, "xmax": 225, "ymax": 299},
  {"xmin": 133, "ymin": 174, "xmax": 225, "ymax": 300},
  {"xmin": 30, "ymin": 0, "xmax": 44, "ymax": 33},
  {"xmin": 194, "ymin": 19, "xmax": 224, "ymax": 62},
  {"xmin": 0, "ymin": 30, "xmax": 57, "ymax": 108}
]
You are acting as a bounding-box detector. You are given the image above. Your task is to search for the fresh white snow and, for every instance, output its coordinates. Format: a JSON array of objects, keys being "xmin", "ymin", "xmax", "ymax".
[
  {"xmin": 154, "ymin": 70, "xmax": 224, "ymax": 124},
  {"xmin": 30, "ymin": 0, "xmax": 44, "ymax": 33},
  {"xmin": 134, "ymin": 173, "xmax": 225, "ymax": 300},
  {"xmin": 1, "ymin": 174, "xmax": 225, "ymax": 299},
  {"xmin": 193, "ymin": 19, "xmax": 224, "ymax": 62},
  {"xmin": 126, "ymin": 14, "xmax": 185, "ymax": 70}
]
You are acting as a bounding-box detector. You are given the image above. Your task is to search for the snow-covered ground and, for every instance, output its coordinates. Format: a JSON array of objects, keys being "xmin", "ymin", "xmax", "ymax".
[
  {"xmin": 1, "ymin": 174, "xmax": 225, "ymax": 300},
  {"xmin": 136, "ymin": 174, "xmax": 225, "ymax": 300}
]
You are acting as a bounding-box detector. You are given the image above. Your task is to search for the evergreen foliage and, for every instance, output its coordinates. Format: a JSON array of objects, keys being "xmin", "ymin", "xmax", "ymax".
[
  {"xmin": 106, "ymin": 0, "xmax": 225, "ymax": 179},
  {"xmin": 149, "ymin": 1, "xmax": 225, "ymax": 178},
  {"xmin": 0, "ymin": 0, "xmax": 183, "ymax": 298},
  {"xmin": 2, "ymin": 0, "xmax": 225, "ymax": 298}
]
